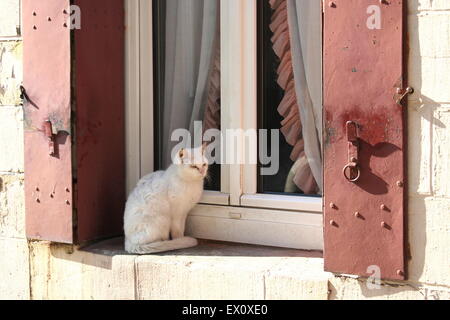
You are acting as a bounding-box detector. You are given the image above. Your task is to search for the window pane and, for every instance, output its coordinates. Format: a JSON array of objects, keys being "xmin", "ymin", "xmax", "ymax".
[
  {"xmin": 153, "ymin": 0, "xmax": 221, "ymax": 191},
  {"xmin": 258, "ymin": 0, "xmax": 322, "ymax": 196}
]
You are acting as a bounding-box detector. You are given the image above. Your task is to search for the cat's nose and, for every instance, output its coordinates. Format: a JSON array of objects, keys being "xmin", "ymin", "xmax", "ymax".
[{"xmin": 199, "ymin": 166, "xmax": 207, "ymax": 176}]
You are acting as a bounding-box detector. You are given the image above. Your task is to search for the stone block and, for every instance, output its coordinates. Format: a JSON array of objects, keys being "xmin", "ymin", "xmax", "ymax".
[
  {"xmin": 408, "ymin": 196, "xmax": 450, "ymax": 286},
  {"xmin": 0, "ymin": 107, "xmax": 24, "ymax": 172},
  {"xmin": 0, "ymin": 0, "xmax": 21, "ymax": 37},
  {"xmin": 265, "ymin": 257, "xmax": 330, "ymax": 300},
  {"xmin": 0, "ymin": 173, "xmax": 25, "ymax": 238},
  {"xmin": 329, "ymin": 276, "xmax": 425, "ymax": 300},
  {"xmin": 135, "ymin": 255, "xmax": 281, "ymax": 300},
  {"xmin": 0, "ymin": 41, "xmax": 23, "ymax": 105},
  {"xmin": 0, "ymin": 237, "xmax": 30, "ymax": 300}
]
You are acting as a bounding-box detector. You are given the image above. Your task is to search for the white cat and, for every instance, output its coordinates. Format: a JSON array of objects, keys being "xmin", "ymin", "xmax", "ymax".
[{"xmin": 124, "ymin": 146, "xmax": 208, "ymax": 254}]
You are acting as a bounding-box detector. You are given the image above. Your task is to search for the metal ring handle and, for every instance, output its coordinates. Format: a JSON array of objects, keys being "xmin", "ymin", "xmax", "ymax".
[{"xmin": 343, "ymin": 163, "xmax": 361, "ymax": 182}]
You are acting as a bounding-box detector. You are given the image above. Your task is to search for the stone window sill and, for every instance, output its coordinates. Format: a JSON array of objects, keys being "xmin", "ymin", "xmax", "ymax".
[{"xmin": 80, "ymin": 237, "xmax": 331, "ymax": 299}]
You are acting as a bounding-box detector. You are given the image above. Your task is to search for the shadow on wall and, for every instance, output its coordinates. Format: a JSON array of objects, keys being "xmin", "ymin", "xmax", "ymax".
[{"xmin": 406, "ymin": 0, "xmax": 447, "ymax": 288}]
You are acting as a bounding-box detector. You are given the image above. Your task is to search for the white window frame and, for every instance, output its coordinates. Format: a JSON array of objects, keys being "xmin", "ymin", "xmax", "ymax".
[{"xmin": 125, "ymin": 0, "xmax": 323, "ymax": 251}]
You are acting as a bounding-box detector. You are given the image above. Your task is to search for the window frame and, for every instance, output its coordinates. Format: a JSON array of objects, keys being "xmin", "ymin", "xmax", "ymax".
[{"xmin": 125, "ymin": 0, "xmax": 323, "ymax": 251}]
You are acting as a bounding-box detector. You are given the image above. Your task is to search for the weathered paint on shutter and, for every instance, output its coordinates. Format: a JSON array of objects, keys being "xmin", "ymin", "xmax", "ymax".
[
  {"xmin": 23, "ymin": 0, "xmax": 74, "ymax": 243},
  {"xmin": 73, "ymin": 0, "xmax": 125, "ymax": 243},
  {"xmin": 323, "ymin": 0, "xmax": 407, "ymax": 280},
  {"xmin": 23, "ymin": 0, "xmax": 125, "ymax": 244}
]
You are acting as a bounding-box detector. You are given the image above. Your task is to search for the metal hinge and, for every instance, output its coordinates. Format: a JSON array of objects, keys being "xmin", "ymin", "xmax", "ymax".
[
  {"xmin": 395, "ymin": 86, "xmax": 414, "ymax": 105},
  {"xmin": 42, "ymin": 120, "xmax": 57, "ymax": 156},
  {"xmin": 20, "ymin": 85, "xmax": 38, "ymax": 108}
]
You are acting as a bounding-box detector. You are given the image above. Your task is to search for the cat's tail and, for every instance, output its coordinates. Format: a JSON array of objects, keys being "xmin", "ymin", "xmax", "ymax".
[{"xmin": 125, "ymin": 237, "xmax": 198, "ymax": 254}]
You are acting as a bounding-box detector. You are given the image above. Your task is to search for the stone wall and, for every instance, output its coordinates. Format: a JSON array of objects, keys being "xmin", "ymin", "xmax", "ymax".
[
  {"xmin": 0, "ymin": 0, "xmax": 448, "ymax": 300},
  {"xmin": 0, "ymin": 0, "xmax": 30, "ymax": 300}
]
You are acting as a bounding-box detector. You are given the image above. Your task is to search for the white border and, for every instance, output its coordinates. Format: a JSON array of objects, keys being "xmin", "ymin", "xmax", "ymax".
[
  {"xmin": 139, "ymin": 0, "xmax": 155, "ymax": 177},
  {"xmin": 125, "ymin": 0, "xmax": 141, "ymax": 195},
  {"xmin": 125, "ymin": 0, "xmax": 154, "ymax": 196}
]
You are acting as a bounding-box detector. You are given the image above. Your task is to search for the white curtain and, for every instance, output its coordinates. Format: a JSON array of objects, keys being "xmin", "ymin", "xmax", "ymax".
[
  {"xmin": 162, "ymin": 0, "xmax": 220, "ymax": 168},
  {"xmin": 287, "ymin": 0, "xmax": 323, "ymax": 192}
]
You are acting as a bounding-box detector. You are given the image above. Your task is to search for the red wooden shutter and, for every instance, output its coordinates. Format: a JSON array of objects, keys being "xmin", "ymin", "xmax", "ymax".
[
  {"xmin": 323, "ymin": 0, "xmax": 407, "ymax": 280},
  {"xmin": 23, "ymin": 0, "xmax": 125, "ymax": 244},
  {"xmin": 23, "ymin": 0, "xmax": 73, "ymax": 243}
]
